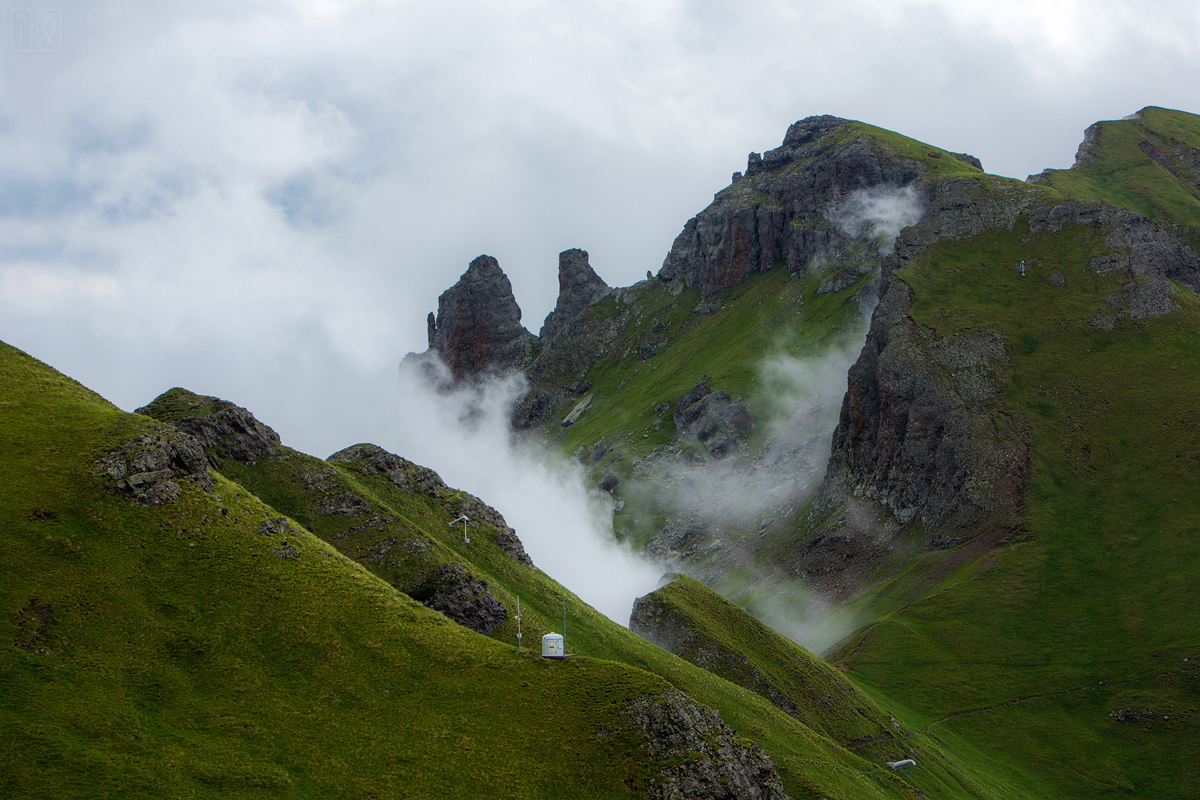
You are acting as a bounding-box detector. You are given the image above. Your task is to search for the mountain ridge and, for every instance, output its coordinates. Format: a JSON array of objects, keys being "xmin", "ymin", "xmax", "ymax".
[{"xmin": 408, "ymin": 105, "xmax": 1200, "ymax": 799}]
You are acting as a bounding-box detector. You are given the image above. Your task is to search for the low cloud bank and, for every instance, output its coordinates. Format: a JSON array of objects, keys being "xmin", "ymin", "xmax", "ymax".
[{"xmin": 385, "ymin": 357, "xmax": 664, "ymax": 626}]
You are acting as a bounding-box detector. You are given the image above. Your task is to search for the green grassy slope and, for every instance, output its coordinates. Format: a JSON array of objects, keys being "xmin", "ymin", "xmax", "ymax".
[
  {"xmin": 634, "ymin": 575, "xmax": 905, "ymax": 745},
  {"xmin": 1032, "ymin": 106, "xmax": 1200, "ymax": 247},
  {"xmin": 632, "ymin": 575, "xmax": 1055, "ymax": 798},
  {"xmin": 0, "ymin": 340, "xmax": 678, "ymax": 799},
  {"xmin": 830, "ymin": 215, "xmax": 1200, "ymax": 798}
]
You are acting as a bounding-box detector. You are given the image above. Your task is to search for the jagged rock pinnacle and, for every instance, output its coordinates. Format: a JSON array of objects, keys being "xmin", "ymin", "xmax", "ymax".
[
  {"xmin": 426, "ymin": 254, "xmax": 534, "ymax": 381},
  {"xmin": 539, "ymin": 248, "xmax": 611, "ymax": 340}
]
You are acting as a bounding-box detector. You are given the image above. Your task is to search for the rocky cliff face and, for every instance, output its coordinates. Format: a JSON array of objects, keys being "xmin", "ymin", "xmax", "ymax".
[
  {"xmin": 657, "ymin": 115, "xmax": 946, "ymax": 298},
  {"xmin": 819, "ymin": 277, "xmax": 1026, "ymax": 534},
  {"xmin": 539, "ymin": 248, "xmax": 611, "ymax": 340},
  {"xmin": 426, "ymin": 254, "xmax": 536, "ymax": 381},
  {"xmin": 623, "ymin": 689, "xmax": 791, "ymax": 800},
  {"xmin": 797, "ymin": 191, "xmax": 1200, "ymax": 594}
]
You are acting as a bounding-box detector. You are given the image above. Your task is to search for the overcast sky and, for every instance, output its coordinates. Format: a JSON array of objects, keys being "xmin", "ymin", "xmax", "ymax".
[{"xmin": 2, "ymin": 0, "xmax": 1199, "ymax": 459}]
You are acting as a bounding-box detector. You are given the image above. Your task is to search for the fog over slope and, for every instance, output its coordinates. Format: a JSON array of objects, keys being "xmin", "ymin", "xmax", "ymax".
[{"xmin": 386, "ymin": 359, "xmax": 664, "ymax": 625}]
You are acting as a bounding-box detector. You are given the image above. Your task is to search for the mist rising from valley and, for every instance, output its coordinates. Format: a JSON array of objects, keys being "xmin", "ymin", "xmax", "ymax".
[{"xmin": 386, "ymin": 357, "xmax": 664, "ymax": 626}]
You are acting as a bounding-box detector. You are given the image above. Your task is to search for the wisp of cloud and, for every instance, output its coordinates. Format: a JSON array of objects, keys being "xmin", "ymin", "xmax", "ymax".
[
  {"xmin": 828, "ymin": 184, "xmax": 926, "ymax": 255},
  {"xmin": 385, "ymin": 357, "xmax": 664, "ymax": 626}
]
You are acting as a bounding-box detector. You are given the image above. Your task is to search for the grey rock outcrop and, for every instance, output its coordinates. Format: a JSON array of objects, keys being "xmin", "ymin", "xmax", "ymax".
[
  {"xmin": 329, "ymin": 443, "xmax": 451, "ymax": 497},
  {"xmin": 412, "ymin": 563, "xmax": 506, "ymax": 635},
  {"xmin": 953, "ymin": 152, "xmax": 984, "ymax": 171},
  {"xmin": 539, "ymin": 248, "xmax": 611, "ymax": 340},
  {"xmin": 1076, "ymin": 206, "xmax": 1200, "ymax": 298},
  {"xmin": 96, "ymin": 429, "xmax": 213, "ymax": 505},
  {"xmin": 597, "ymin": 470, "xmax": 621, "ymax": 494},
  {"xmin": 645, "ymin": 518, "xmax": 711, "ymax": 563},
  {"xmin": 174, "ymin": 405, "xmax": 280, "ymax": 467},
  {"xmin": 674, "ymin": 381, "xmax": 754, "ymax": 458},
  {"xmin": 136, "ymin": 389, "xmax": 281, "ymax": 468},
  {"xmin": 623, "ymin": 689, "xmax": 791, "ymax": 800},
  {"xmin": 1109, "ymin": 706, "xmax": 1157, "ymax": 723},
  {"xmin": 426, "ymin": 254, "xmax": 537, "ymax": 382}
]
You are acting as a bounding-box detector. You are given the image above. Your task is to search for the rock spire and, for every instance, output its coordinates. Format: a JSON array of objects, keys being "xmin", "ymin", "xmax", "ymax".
[{"xmin": 426, "ymin": 254, "xmax": 535, "ymax": 381}]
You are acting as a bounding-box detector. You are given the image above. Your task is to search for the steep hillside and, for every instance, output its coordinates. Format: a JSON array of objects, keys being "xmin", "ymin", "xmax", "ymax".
[
  {"xmin": 134, "ymin": 383, "xmax": 1018, "ymax": 799},
  {"xmin": 631, "ymin": 575, "xmax": 901, "ymax": 747},
  {"xmin": 12, "ymin": 107, "xmax": 1198, "ymax": 799},
  {"xmin": 0, "ymin": 339, "xmax": 853, "ymax": 800},
  {"xmin": 138, "ymin": 387, "xmax": 531, "ymax": 637},
  {"xmin": 825, "ymin": 199, "xmax": 1200, "ymax": 800}
]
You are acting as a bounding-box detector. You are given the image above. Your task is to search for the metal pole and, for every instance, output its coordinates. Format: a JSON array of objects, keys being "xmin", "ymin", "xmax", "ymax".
[
  {"xmin": 562, "ymin": 590, "xmax": 567, "ymax": 655},
  {"xmin": 449, "ymin": 515, "xmax": 470, "ymax": 544}
]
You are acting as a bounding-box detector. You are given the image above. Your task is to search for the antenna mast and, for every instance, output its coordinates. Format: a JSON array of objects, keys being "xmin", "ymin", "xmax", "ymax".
[{"xmin": 516, "ymin": 597, "xmax": 523, "ymax": 652}]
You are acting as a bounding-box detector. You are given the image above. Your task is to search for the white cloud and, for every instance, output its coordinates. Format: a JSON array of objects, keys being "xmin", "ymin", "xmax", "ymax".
[
  {"xmin": 384, "ymin": 361, "xmax": 666, "ymax": 625},
  {"xmin": 1, "ymin": 262, "xmax": 120, "ymax": 310},
  {"xmin": 828, "ymin": 185, "xmax": 927, "ymax": 256}
]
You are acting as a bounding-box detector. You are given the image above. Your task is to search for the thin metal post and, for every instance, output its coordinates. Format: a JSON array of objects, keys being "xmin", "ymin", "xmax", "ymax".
[{"xmin": 449, "ymin": 515, "xmax": 470, "ymax": 544}]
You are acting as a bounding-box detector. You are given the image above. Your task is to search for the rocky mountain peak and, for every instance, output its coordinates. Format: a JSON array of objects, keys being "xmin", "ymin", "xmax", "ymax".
[
  {"xmin": 538, "ymin": 248, "xmax": 611, "ymax": 340},
  {"xmin": 659, "ymin": 114, "xmax": 924, "ymax": 298},
  {"xmin": 426, "ymin": 254, "xmax": 535, "ymax": 381},
  {"xmin": 745, "ymin": 114, "xmax": 850, "ymax": 176},
  {"xmin": 782, "ymin": 114, "xmax": 850, "ymax": 147}
]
